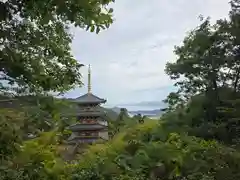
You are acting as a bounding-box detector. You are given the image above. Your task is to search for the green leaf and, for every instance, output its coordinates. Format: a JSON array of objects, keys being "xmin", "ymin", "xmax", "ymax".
[
  {"xmin": 90, "ymin": 25, "xmax": 95, "ymax": 32},
  {"xmin": 96, "ymin": 26, "xmax": 101, "ymax": 34},
  {"xmin": 109, "ymin": 8, "xmax": 114, "ymax": 13}
]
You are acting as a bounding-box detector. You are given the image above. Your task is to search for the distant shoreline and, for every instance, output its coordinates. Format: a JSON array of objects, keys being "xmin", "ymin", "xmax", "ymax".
[{"xmin": 127, "ymin": 112, "xmax": 161, "ymax": 119}]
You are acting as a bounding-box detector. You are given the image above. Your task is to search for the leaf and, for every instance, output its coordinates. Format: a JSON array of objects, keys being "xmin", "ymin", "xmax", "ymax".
[
  {"xmin": 109, "ymin": 8, "xmax": 114, "ymax": 13},
  {"xmin": 90, "ymin": 25, "xmax": 95, "ymax": 32},
  {"xmin": 0, "ymin": 0, "xmax": 115, "ymax": 94},
  {"xmin": 96, "ymin": 26, "xmax": 101, "ymax": 34}
]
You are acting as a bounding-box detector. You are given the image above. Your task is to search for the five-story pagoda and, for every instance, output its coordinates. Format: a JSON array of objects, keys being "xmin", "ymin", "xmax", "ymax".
[{"xmin": 67, "ymin": 65, "xmax": 108, "ymax": 145}]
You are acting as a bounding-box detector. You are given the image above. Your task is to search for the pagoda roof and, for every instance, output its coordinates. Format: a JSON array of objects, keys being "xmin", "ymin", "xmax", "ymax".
[
  {"xmin": 64, "ymin": 111, "xmax": 106, "ymax": 117},
  {"xmin": 76, "ymin": 111, "xmax": 106, "ymax": 117},
  {"xmin": 68, "ymin": 123, "xmax": 107, "ymax": 131},
  {"xmin": 74, "ymin": 93, "xmax": 106, "ymax": 104}
]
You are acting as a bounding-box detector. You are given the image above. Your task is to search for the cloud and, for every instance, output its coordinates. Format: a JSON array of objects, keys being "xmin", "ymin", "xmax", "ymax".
[{"xmin": 66, "ymin": 0, "xmax": 230, "ymax": 108}]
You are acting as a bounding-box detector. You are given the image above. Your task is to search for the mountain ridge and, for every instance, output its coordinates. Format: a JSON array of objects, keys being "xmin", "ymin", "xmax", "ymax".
[{"xmin": 110, "ymin": 106, "xmax": 163, "ymax": 118}]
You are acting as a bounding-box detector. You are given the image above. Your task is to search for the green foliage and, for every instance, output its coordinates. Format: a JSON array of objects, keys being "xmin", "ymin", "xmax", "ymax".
[
  {"xmin": 2, "ymin": 1, "xmax": 240, "ymax": 179},
  {"xmin": 65, "ymin": 121, "xmax": 240, "ymax": 180},
  {"xmin": 132, "ymin": 114, "xmax": 146, "ymax": 124},
  {"xmin": 108, "ymin": 108, "xmax": 143, "ymax": 138},
  {"xmin": 0, "ymin": 95, "xmax": 71, "ymax": 139},
  {"xmin": 164, "ymin": 0, "xmax": 240, "ymax": 146},
  {"xmin": 0, "ymin": 129, "xmax": 66, "ymax": 180},
  {"xmin": 0, "ymin": 109, "xmax": 23, "ymax": 161},
  {"xmin": 0, "ymin": 0, "xmax": 114, "ymax": 93},
  {"xmin": 0, "ymin": 97, "xmax": 70, "ymax": 179}
]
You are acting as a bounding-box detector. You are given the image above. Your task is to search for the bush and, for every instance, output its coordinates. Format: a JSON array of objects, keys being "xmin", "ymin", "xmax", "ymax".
[
  {"xmin": 0, "ymin": 101, "xmax": 71, "ymax": 180},
  {"xmin": 66, "ymin": 120, "xmax": 240, "ymax": 180}
]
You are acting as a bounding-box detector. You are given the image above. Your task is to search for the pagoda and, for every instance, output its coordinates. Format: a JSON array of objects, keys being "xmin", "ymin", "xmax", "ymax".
[{"xmin": 67, "ymin": 65, "xmax": 109, "ymax": 145}]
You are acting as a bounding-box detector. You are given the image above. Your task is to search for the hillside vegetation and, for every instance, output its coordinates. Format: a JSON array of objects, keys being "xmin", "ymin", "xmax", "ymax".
[
  {"xmin": 1, "ymin": 0, "xmax": 240, "ymax": 180},
  {"xmin": 66, "ymin": 120, "xmax": 240, "ymax": 180}
]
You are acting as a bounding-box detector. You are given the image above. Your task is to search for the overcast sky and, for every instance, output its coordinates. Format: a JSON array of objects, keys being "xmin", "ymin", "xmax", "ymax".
[{"xmin": 65, "ymin": 0, "xmax": 230, "ymax": 110}]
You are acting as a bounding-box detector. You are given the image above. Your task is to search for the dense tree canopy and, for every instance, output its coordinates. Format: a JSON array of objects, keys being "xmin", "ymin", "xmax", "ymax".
[
  {"xmin": 0, "ymin": 0, "xmax": 114, "ymax": 94},
  {"xmin": 2, "ymin": 0, "xmax": 240, "ymax": 180},
  {"xmin": 164, "ymin": 0, "xmax": 240, "ymax": 145},
  {"xmin": 165, "ymin": 0, "xmax": 240, "ymax": 105}
]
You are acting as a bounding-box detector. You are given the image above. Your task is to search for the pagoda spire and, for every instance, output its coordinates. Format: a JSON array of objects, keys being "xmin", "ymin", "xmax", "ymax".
[{"xmin": 88, "ymin": 64, "xmax": 91, "ymax": 93}]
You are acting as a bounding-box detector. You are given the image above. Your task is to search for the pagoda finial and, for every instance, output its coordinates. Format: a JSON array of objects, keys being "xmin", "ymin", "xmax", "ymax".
[{"xmin": 88, "ymin": 64, "xmax": 91, "ymax": 93}]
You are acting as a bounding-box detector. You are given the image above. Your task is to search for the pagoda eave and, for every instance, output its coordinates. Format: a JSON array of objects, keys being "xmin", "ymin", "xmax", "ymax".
[
  {"xmin": 74, "ymin": 93, "xmax": 106, "ymax": 105},
  {"xmin": 76, "ymin": 112, "xmax": 106, "ymax": 116},
  {"xmin": 75, "ymin": 100, "xmax": 106, "ymax": 105},
  {"xmin": 68, "ymin": 123, "xmax": 108, "ymax": 131},
  {"xmin": 65, "ymin": 112, "xmax": 106, "ymax": 117}
]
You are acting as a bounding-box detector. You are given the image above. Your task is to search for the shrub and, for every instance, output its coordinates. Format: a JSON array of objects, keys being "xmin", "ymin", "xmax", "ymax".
[{"xmin": 67, "ymin": 120, "xmax": 240, "ymax": 180}]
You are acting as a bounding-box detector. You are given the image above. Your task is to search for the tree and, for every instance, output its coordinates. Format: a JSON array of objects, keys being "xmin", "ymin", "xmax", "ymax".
[
  {"xmin": 0, "ymin": 0, "xmax": 114, "ymax": 94},
  {"xmin": 68, "ymin": 120, "xmax": 240, "ymax": 180},
  {"xmin": 0, "ymin": 109, "xmax": 23, "ymax": 161},
  {"xmin": 164, "ymin": 0, "xmax": 240, "ymax": 145},
  {"xmin": 133, "ymin": 114, "xmax": 146, "ymax": 124}
]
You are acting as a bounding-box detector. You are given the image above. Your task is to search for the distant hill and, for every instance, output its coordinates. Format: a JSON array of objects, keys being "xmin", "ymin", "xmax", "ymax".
[
  {"xmin": 110, "ymin": 106, "xmax": 163, "ymax": 119},
  {"xmin": 110, "ymin": 106, "xmax": 164, "ymax": 119},
  {"xmin": 110, "ymin": 107, "xmax": 121, "ymax": 114},
  {"xmin": 128, "ymin": 109, "xmax": 163, "ymax": 118},
  {"xmin": 100, "ymin": 107, "xmax": 119, "ymax": 121},
  {"xmin": 120, "ymin": 101, "xmax": 167, "ymax": 108},
  {"xmin": 0, "ymin": 95, "xmax": 118, "ymax": 121}
]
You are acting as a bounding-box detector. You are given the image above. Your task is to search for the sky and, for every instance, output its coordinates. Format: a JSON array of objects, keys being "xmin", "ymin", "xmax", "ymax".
[{"xmin": 65, "ymin": 0, "xmax": 230, "ymax": 110}]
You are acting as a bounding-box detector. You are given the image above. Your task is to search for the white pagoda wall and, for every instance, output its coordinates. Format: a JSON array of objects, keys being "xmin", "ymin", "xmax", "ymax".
[{"xmin": 99, "ymin": 131, "xmax": 109, "ymax": 140}]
